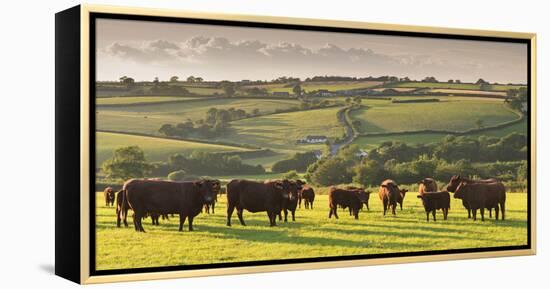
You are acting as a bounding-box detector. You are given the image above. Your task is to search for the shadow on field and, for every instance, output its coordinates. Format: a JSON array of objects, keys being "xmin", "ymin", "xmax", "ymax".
[{"xmin": 196, "ymin": 224, "xmax": 412, "ymax": 249}]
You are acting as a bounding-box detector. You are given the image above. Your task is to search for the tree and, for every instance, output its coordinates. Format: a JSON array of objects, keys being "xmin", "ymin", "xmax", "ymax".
[
  {"xmin": 170, "ymin": 76, "xmax": 179, "ymax": 82},
  {"xmin": 187, "ymin": 76, "xmax": 196, "ymax": 82},
  {"xmin": 353, "ymin": 160, "xmax": 386, "ymax": 187},
  {"xmin": 475, "ymin": 119, "xmax": 484, "ymax": 129},
  {"xmin": 252, "ymin": 108, "xmax": 260, "ymax": 116},
  {"xmin": 476, "ymin": 78, "xmax": 488, "ymax": 85},
  {"xmin": 345, "ymin": 97, "xmax": 352, "ymax": 106},
  {"xmin": 167, "ymin": 170, "xmax": 186, "ymax": 181},
  {"xmin": 422, "ymin": 76, "xmax": 438, "ymax": 82},
  {"xmin": 282, "ymin": 170, "xmax": 299, "ymax": 180},
  {"xmin": 292, "ymin": 84, "xmax": 302, "ymax": 97},
  {"xmin": 195, "ymin": 77, "xmax": 203, "ymax": 82},
  {"xmin": 455, "ymin": 79, "xmax": 461, "ymax": 83},
  {"xmin": 448, "ymin": 79, "xmax": 454, "ymax": 83},
  {"xmin": 101, "ymin": 146, "xmax": 151, "ymax": 181},
  {"xmin": 221, "ymin": 82, "xmax": 236, "ymax": 97},
  {"xmin": 119, "ymin": 76, "xmax": 135, "ymax": 89}
]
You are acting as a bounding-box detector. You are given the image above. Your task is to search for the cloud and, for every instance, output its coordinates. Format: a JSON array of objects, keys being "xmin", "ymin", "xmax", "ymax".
[{"xmin": 98, "ymin": 36, "xmax": 526, "ymax": 83}]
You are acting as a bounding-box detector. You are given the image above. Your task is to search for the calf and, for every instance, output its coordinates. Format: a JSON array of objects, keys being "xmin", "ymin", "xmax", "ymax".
[
  {"xmin": 328, "ymin": 187, "xmax": 368, "ymax": 220},
  {"xmin": 300, "ymin": 186, "xmax": 315, "ymax": 209},
  {"xmin": 396, "ymin": 188, "xmax": 408, "ymax": 211},
  {"xmin": 203, "ymin": 193, "xmax": 218, "ymax": 214},
  {"xmin": 346, "ymin": 186, "xmax": 372, "ymax": 211},
  {"xmin": 454, "ymin": 181, "xmax": 506, "ymax": 221},
  {"xmin": 417, "ymin": 191, "xmax": 450, "ymax": 222},
  {"xmin": 104, "ymin": 187, "xmax": 115, "ymax": 207}
]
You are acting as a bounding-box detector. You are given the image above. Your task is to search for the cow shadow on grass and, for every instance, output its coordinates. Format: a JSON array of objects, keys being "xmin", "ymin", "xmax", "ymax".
[{"xmin": 196, "ymin": 223, "xmax": 412, "ymax": 249}]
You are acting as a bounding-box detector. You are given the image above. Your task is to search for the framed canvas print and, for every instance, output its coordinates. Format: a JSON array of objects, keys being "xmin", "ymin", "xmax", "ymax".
[{"xmin": 55, "ymin": 4, "xmax": 536, "ymax": 284}]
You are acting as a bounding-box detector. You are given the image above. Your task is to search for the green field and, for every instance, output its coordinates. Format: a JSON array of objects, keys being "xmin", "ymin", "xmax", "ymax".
[
  {"xmin": 350, "ymin": 97, "xmax": 520, "ymax": 134},
  {"xmin": 95, "ymin": 191, "xmax": 528, "ymax": 270},
  {"xmin": 96, "ymin": 96, "xmax": 202, "ymax": 105},
  {"xmin": 219, "ymin": 107, "xmax": 344, "ymax": 152},
  {"xmin": 96, "ymin": 98, "xmax": 301, "ymax": 135},
  {"xmin": 386, "ymin": 82, "xmax": 525, "ymax": 91},
  {"xmin": 244, "ymin": 81, "xmax": 382, "ymax": 93},
  {"xmin": 96, "ymin": 132, "xmax": 252, "ymax": 166}
]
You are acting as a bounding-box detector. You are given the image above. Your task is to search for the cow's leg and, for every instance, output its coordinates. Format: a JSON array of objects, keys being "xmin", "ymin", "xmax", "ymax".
[
  {"xmin": 116, "ymin": 208, "xmax": 121, "ymax": 228},
  {"xmin": 400, "ymin": 202, "xmax": 403, "ymax": 211},
  {"xmin": 311, "ymin": 200, "xmax": 314, "ymax": 209},
  {"xmin": 426, "ymin": 211, "xmax": 429, "ymax": 222},
  {"xmin": 366, "ymin": 201, "xmax": 370, "ymax": 211},
  {"xmin": 132, "ymin": 213, "xmax": 138, "ymax": 231},
  {"xmin": 278, "ymin": 211, "xmax": 283, "ymax": 221},
  {"xmin": 284, "ymin": 209, "xmax": 288, "ymax": 222},
  {"xmin": 467, "ymin": 207, "xmax": 471, "ymax": 219},
  {"xmin": 123, "ymin": 209, "xmax": 129, "ymax": 227},
  {"xmin": 444, "ymin": 208, "xmax": 448, "ymax": 220},
  {"xmin": 212, "ymin": 203, "xmax": 215, "ymax": 214},
  {"xmin": 349, "ymin": 207, "xmax": 352, "ymax": 216},
  {"xmin": 495, "ymin": 206, "xmax": 500, "ymax": 220},
  {"xmin": 188, "ymin": 216, "xmax": 194, "ymax": 231},
  {"xmin": 472, "ymin": 209, "xmax": 477, "ymax": 221},
  {"xmin": 237, "ymin": 208, "xmax": 246, "ymax": 226},
  {"xmin": 432, "ymin": 210, "xmax": 436, "ymax": 222},
  {"xmin": 291, "ymin": 209, "xmax": 295, "ymax": 222},
  {"xmin": 137, "ymin": 213, "xmax": 146, "ymax": 232},
  {"xmin": 226, "ymin": 204, "xmax": 235, "ymax": 226},
  {"xmin": 179, "ymin": 214, "xmax": 187, "ymax": 232},
  {"xmin": 298, "ymin": 198, "xmax": 302, "ymax": 209},
  {"xmin": 328, "ymin": 207, "xmax": 332, "ymax": 219},
  {"xmin": 392, "ymin": 203, "xmax": 396, "ymax": 215},
  {"xmin": 383, "ymin": 200, "xmax": 387, "ymax": 216},
  {"xmin": 480, "ymin": 208, "xmax": 485, "ymax": 221},
  {"xmin": 333, "ymin": 208, "xmax": 339, "ymax": 219},
  {"xmin": 354, "ymin": 209, "xmax": 359, "ymax": 220},
  {"xmin": 501, "ymin": 202, "xmax": 506, "ymax": 220},
  {"xmin": 489, "ymin": 208, "xmax": 492, "ymax": 218}
]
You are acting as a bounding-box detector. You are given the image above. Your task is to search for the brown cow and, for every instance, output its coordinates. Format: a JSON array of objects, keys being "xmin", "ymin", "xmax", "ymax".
[
  {"xmin": 278, "ymin": 180, "xmax": 304, "ymax": 222},
  {"xmin": 300, "ymin": 186, "xmax": 315, "ymax": 209},
  {"xmin": 418, "ymin": 178, "xmax": 438, "ymax": 195},
  {"xmin": 226, "ymin": 179, "xmax": 294, "ymax": 227},
  {"xmin": 378, "ymin": 179, "xmax": 402, "ymax": 216},
  {"xmin": 122, "ymin": 179, "xmax": 220, "ymax": 232},
  {"xmin": 417, "ymin": 191, "xmax": 450, "ymax": 222},
  {"xmin": 104, "ymin": 187, "xmax": 115, "ymax": 207},
  {"xmin": 345, "ymin": 186, "xmax": 372, "ymax": 212},
  {"xmin": 396, "ymin": 188, "xmax": 408, "ymax": 211},
  {"xmin": 116, "ymin": 189, "xmax": 128, "ymax": 228},
  {"xmin": 454, "ymin": 181, "xmax": 506, "ymax": 221},
  {"xmin": 446, "ymin": 175, "xmax": 500, "ymax": 218},
  {"xmin": 328, "ymin": 187, "xmax": 368, "ymax": 220}
]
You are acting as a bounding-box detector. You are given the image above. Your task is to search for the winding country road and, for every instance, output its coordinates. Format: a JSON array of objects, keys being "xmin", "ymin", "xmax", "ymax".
[{"xmin": 330, "ymin": 106, "xmax": 356, "ymax": 155}]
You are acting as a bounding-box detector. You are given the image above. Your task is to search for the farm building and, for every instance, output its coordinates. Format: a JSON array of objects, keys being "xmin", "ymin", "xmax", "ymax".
[{"xmin": 297, "ymin": 135, "xmax": 328, "ymax": 144}]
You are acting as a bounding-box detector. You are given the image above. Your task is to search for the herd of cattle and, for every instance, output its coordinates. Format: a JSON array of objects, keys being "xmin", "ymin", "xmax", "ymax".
[{"xmin": 102, "ymin": 175, "xmax": 507, "ymax": 233}]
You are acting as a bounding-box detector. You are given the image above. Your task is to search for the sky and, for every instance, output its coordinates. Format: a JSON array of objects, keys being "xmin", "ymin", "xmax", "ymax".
[{"xmin": 96, "ymin": 18, "xmax": 528, "ymax": 84}]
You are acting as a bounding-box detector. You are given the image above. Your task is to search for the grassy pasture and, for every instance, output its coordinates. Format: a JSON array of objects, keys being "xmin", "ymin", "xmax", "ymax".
[
  {"xmin": 429, "ymin": 89, "xmax": 506, "ymax": 96},
  {"xmin": 243, "ymin": 81, "xmax": 382, "ymax": 93},
  {"xmin": 96, "ymin": 98, "xmax": 301, "ymax": 135},
  {"xmin": 95, "ymin": 191, "xmax": 528, "ymax": 270},
  {"xmin": 387, "ymin": 82, "xmax": 525, "ymax": 91},
  {"xmin": 96, "ymin": 132, "xmax": 252, "ymax": 166},
  {"xmin": 219, "ymin": 107, "xmax": 344, "ymax": 152},
  {"xmin": 349, "ymin": 97, "xmax": 520, "ymax": 134},
  {"xmin": 96, "ymin": 96, "xmax": 202, "ymax": 105}
]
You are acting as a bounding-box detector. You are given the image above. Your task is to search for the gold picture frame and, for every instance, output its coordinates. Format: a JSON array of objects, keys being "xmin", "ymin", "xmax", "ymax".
[{"xmin": 55, "ymin": 4, "xmax": 536, "ymax": 284}]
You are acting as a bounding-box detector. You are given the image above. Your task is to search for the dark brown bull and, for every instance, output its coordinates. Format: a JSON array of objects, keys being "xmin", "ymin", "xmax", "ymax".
[
  {"xmin": 396, "ymin": 188, "xmax": 408, "ymax": 211},
  {"xmin": 454, "ymin": 181, "xmax": 506, "ymax": 221},
  {"xmin": 379, "ymin": 179, "xmax": 402, "ymax": 216},
  {"xmin": 328, "ymin": 187, "xmax": 368, "ymax": 220},
  {"xmin": 104, "ymin": 187, "xmax": 115, "ymax": 207},
  {"xmin": 418, "ymin": 178, "xmax": 438, "ymax": 195},
  {"xmin": 278, "ymin": 180, "xmax": 304, "ymax": 222},
  {"xmin": 122, "ymin": 179, "xmax": 220, "ymax": 232},
  {"xmin": 226, "ymin": 179, "xmax": 294, "ymax": 227},
  {"xmin": 417, "ymin": 191, "xmax": 450, "ymax": 222},
  {"xmin": 300, "ymin": 186, "xmax": 315, "ymax": 209},
  {"xmin": 446, "ymin": 175, "xmax": 500, "ymax": 218}
]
